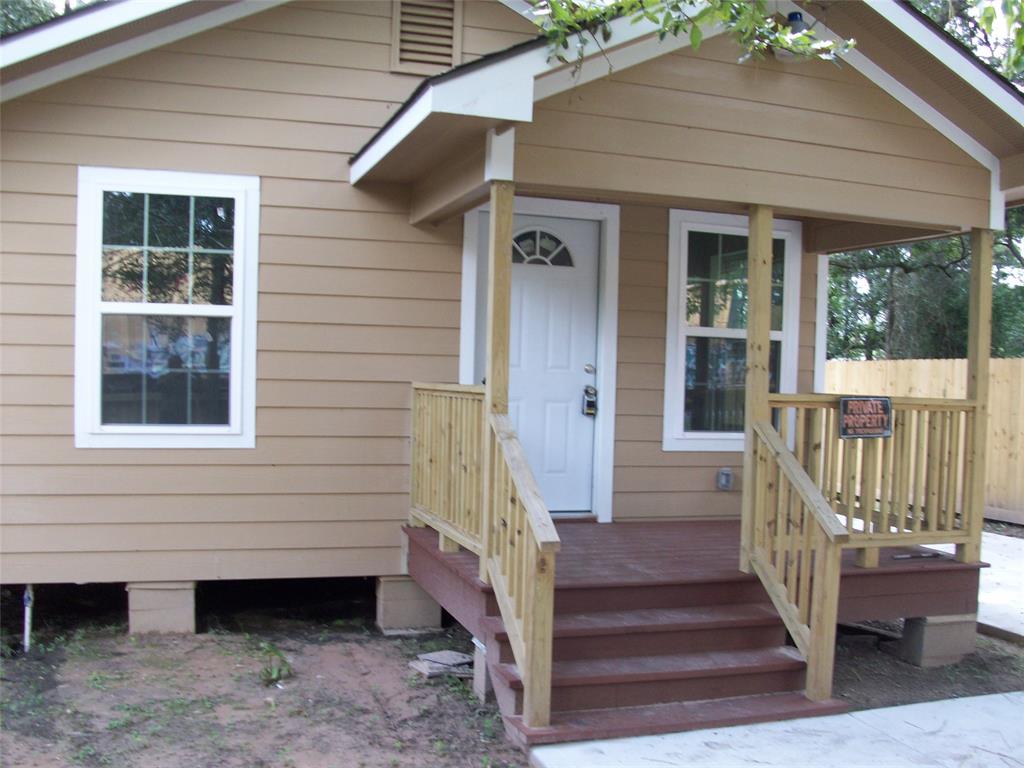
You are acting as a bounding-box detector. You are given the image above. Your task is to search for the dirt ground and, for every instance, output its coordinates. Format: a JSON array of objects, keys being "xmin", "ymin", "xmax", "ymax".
[
  {"xmin": 2, "ymin": 585, "xmax": 1023, "ymax": 767},
  {"xmin": 0, "ymin": 620, "xmax": 526, "ymax": 768}
]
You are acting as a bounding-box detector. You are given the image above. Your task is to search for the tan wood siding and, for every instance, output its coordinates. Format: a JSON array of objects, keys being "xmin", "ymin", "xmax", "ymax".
[
  {"xmin": 518, "ymin": 35, "xmax": 989, "ymax": 230},
  {"xmin": 611, "ymin": 204, "xmax": 816, "ymax": 521},
  {"xmin": 0, "ymin": 0, "xmax": 537, "ymax": 584}
]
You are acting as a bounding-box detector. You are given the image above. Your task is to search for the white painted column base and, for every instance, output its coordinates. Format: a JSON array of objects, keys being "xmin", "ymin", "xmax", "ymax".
[
  {"xmin": 375, "ymin": 576, "xmax": 441, "ymax": 633},
  {"xmin": 900, "ymin": 613, "xmax": 977, "ymax": 667},
  {"xmin": 126, "ymin": 581, "xmax": 196, "ymax": 634}
]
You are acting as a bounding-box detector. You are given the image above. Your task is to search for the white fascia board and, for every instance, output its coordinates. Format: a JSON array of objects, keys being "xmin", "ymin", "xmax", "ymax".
[
  {"xmin": 863, "ymin": 0, "xmax": 1024, "ymax": 128},
  {"xmin": 0, "ymin": 0, "xmax": 191, "ymax": 67},
  {"xmin": 1, "ymin": 0, "xmax": 290, "ymax": 103},
  {"xmin": 535, "ymin": 20, "xmax": 725, "ymax": 100},
  {"xmin": 781, "ymin": 1, "xmax": 1004, "ymax": 230},
  {"xmin": 349, "ymin": 88, "xmax": 435, "ymax": 184}
]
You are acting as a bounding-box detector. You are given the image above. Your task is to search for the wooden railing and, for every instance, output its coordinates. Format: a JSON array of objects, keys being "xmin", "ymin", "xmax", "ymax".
[
  {"xmin": 410, "ymin": 383, "xmax": 486, "ymax": 553},
  {"xmin": 410, "ymin": 384, "xmax": 560, "ymax": 727},
  {"xmin": 768, "ymin": 394, "xmax": 980, "ymax": 560},
  {"xmin": 749, "ymin": 421, "xmax": 849, "ymax": 700},
  {"xmin": 482, "ymin": 413, "xmax": 560, "ymax": 727}
]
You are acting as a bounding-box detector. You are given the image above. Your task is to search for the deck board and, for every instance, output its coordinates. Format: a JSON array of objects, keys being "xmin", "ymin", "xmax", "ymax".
[{"xmin": 405, "ymin": 519, "xmax": 982, "ymax": 621}]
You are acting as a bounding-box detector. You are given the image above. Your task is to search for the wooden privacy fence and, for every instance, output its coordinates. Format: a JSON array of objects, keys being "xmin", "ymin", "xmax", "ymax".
[
  {"xmin": 748, "ymin": 422, "xmax": 847, "ymax": 700},
  {"xmin": 826, "ymin": 359, "xmax": 1023, "ymax": 521},
  {"xmin": 410, "ymin": 383, "xmax": 560, "ymax": 727}
]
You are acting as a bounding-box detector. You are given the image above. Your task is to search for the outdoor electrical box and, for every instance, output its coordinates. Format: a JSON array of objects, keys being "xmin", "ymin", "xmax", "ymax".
[{"xmin": 716, "ymin": 467, "xmax": 734, "ymax": 491}]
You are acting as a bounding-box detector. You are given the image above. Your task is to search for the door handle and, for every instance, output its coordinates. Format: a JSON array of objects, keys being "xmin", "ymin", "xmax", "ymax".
[{"xmin": 582, "ymin": 385, "xmax": 598, "ymax": 417}]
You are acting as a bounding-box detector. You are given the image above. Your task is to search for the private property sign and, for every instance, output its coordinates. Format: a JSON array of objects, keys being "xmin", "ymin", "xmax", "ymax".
[{"xmin": 839, "ymin": 397, "xmax": 893, "ymax": 439}]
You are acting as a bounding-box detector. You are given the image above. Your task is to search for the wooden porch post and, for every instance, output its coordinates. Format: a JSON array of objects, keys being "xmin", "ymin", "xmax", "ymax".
[
  {"xmin": 958, "ymin": 227, "xmax": 993, "ymax": 563},
  {"xmin": 740, "ymin": 204, "xmax": 773, "ymax": 572},
  {"xmin": 479, "ymin": 179, "xmax": 515, "ymax": 582}
]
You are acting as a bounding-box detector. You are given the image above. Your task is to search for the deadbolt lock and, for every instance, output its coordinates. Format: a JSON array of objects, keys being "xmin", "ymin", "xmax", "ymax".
[{"xmin": 582, "ymin": 385, "xmax": 598, "ymax": 417}]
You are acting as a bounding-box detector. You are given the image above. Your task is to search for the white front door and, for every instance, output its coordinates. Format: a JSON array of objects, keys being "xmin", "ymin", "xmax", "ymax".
[{"xmin": 491, "ymin": 214, "xmax": 601, "ymax": 512}]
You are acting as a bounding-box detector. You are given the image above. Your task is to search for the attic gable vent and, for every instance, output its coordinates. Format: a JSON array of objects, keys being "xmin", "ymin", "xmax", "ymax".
[{"xmin": 391, "ymin": 0, "xmax": 463, "ymax": 75}]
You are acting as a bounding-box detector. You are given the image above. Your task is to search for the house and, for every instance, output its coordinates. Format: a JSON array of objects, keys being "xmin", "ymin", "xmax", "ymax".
[{"xmin": 2, "ymin": 0, "xmax": 1021, "ymax": 747}]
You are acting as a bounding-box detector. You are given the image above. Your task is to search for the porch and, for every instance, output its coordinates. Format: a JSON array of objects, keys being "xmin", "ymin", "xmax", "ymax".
[
  {"xmin": 405, "ymin": 518, "xmax": 981, "ymax": 746},
  {"xmin": 349, "ymin": 16, "xmax": 1002, "ymax": 749}
]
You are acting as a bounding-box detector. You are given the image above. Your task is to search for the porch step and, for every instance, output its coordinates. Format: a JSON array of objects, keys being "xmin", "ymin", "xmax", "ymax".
[
  {"xmin": 493, "ymin": 646, "xmax": 806, "ymax": 712},
  {"xmin": 486, "ymin": 603, "xmax": 786, "ymax": 661},
  {"xmin": 552, "ymin": 576, "xmax": 768, "ymax": 614},
  {"xmin": 504, "ymin": 692, "xmax": 848, "ymax": 747}
]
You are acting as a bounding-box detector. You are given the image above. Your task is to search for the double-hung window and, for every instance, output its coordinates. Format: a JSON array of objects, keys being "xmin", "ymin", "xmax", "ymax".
[
  {"xmin": 663, "ymin": 211, "xmax": 800, "ymax": 452},
  {"xmin": 74, "ymin": 167, "xmax": 259, "ymax": 448}
]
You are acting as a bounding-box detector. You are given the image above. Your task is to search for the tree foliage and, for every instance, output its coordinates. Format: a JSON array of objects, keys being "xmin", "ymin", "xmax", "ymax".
[
  {"xmin": 1, "ymin": 0, "xmax": 55, "ymax": 37},
  {"xmin": 533, "ymin": 0, "xmax": 854, "ymax": 71},
  {"xmin": 828, "ymin": 208, "xmax": 1024, "ymax": 361}
]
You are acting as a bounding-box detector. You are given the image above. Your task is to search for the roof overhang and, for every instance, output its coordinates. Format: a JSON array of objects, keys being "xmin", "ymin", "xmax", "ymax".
[
  {"xmin": 349, "ymin": 10, "xmax": 727, "ymax": 184},
  {"xmin": 351, "ymin": 0, "xmax": 1023, "ymax": 232},
  {"xmin": 0, "ymin": 0, "xmax": 290, "ymax": 102}
]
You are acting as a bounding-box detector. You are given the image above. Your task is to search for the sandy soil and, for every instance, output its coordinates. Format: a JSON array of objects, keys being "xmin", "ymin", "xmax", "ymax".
[
  {"xmin": 3, "ymin": 614, "xmax": 1023, "ymax": 767},
  {"xmin": 0, "ymin": 623, "xmax": 525, "ymax": 768}
]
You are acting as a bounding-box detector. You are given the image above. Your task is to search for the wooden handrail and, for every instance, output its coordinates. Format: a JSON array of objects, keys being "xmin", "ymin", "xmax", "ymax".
[
  {"xmin": 753, "ymin": 422, "xmax": 849, "ymax": 543},
  {"xmin": 409, "ymin": 383, "xmax": 486, "ymax": 554},
  {"xmin": 766, "ymin": 395, "xmax": 981, "ymax": 565},
  {"xmin": 747, "ymin": 420, "xmax": 844, "ymax": 701},
  {"xmin": 769, "ymin": 393, "xmax": 976, "ymax": 410},
  {"xmin": 489, "ymin": 413, "xmax": 561, "ymax": 552},
  {"xmin": 413, "ymin": 382, "xmax": 486, "ymax": 394}
]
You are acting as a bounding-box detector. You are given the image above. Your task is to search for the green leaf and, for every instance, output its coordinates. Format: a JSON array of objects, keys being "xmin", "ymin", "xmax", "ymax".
[{"xmin": 690, "ymin": 24, "xmax": 703, "ymax": 50}]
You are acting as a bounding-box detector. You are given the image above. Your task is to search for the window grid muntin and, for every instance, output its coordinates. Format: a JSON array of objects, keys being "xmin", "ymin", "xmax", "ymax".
[{"xmin": 101, "ymin": 192, "xmax": 234, "ymax": 307}]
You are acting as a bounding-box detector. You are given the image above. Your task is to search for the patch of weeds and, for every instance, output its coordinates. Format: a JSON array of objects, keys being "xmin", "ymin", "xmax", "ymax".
[
  {"xmin": 87, "ymin": 670, "xmax": 126, "ymax": 691},
  {"xmin": 480, "ymin": 714, "xmax": 498, "ymax": 740},
  {"xmin": 433, "ymin": 738, "xmax": 449, "ymax": 756},
  {"xmin": 256, "ymin": 639, "xmax": 293, "ymax": 686}
]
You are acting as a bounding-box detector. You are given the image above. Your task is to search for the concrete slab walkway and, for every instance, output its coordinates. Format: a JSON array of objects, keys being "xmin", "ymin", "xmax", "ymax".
[
  {"xmin": 530, "ymin": 691, "xmax": 1024, "ymax": 768},
  {"xmin": 930, "ymin": 531, "xmax": 1024, "ymax": 639}
]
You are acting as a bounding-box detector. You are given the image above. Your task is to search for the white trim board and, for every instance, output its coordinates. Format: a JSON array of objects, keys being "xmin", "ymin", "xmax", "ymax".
[
  {"xmin": 814, "ymin": 253, "xmax": 829, "ymax": 395},
  {"xmin": 460, "ymin": 197, "xmax": 620, "ymax": 524},
  {"xmin": 74, "ymin": 166, "xmax": 260, "ymax": 449},
  {"xmin": 0, "ymin": 0, "xmax": 291, "ymax": 103},
  {"xmin": 663, "ymin": 210, "xmax": 802, "ymax": 453},
  {"xmin": 863, "ymin": 0, "xmax": 1024, "ymax": 127}
]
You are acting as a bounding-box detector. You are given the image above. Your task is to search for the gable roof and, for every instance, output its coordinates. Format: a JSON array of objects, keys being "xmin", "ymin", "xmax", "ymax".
[
  {"xmin": 2, "ymin": 0, "xmax": 1022, "ymax": 213},
  {"xmin": 0, "ymin": 0, "xmax": 289, "ymax": 102}
]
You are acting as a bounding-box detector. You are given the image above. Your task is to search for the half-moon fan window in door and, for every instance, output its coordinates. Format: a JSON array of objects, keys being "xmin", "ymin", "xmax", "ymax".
[{"xmin": 512, "ymin": 229, "xmax": 574, "ymax": 266}]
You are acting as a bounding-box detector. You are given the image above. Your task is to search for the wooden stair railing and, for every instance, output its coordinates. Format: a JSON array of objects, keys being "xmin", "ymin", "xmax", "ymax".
[
  {"xmin": 483, "ymin": 413, "xmax": 561, "ymax": 727},
  {"xmin": 768, "ymin": 394, "xmax": 981, "ymax": 564},
  {"xmin": 748, "ymin": 421, "xmax": 849, "ymax": 701},
  {"xmin": 410, "ymin": 383, "xmax": 486, "ymax": 553},
  {"xmin": 410, "ymin": 384, "xmax": 560, "ymax": 727}
]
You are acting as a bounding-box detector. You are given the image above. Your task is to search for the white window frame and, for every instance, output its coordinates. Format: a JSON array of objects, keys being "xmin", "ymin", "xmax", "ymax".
[
  {"xmin": 663, "ymin": 210, "xmax": 801, "ymax": 453},
  {"xmin": 74, "ymin": 166, "xmax": 260, "ymax": 448}
]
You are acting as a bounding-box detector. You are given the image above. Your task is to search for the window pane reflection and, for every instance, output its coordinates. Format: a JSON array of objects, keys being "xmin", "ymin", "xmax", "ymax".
[
  {"xmin": 684, "ymin": 338, "xmax": 781, "ymax": 433},
  {"xmin": 686, "ymin": 232, "xmax": 785, "ymax": 332},
  {"xmin": 101, "ymin": 315, "xmax": 230, "ymax": 425}
]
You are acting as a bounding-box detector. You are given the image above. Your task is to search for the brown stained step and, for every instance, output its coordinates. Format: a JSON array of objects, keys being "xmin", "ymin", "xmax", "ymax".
[
  {"xmin": 552, "ymin": 578, "xmax": 769, "ymax": 613},
  {"xmin": 493, "ymin": 647, "xmax": 807, "ymax": 712},
  {"xmin": 484, "ymin": 604, "xmax": 787, "ymax": 661},
  {"xmin": 504, "ymin": 692, "xmax": 849, "ymax": 747}
]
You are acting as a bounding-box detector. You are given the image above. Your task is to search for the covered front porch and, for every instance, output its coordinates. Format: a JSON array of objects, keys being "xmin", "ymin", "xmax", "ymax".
[
  {"xmin": 404, "ymin": 518, "xmax": 980, "ymax": 746},
  {"xmin": 347, "ymin": 8, "xmax": 1007, "ymax": 746}
]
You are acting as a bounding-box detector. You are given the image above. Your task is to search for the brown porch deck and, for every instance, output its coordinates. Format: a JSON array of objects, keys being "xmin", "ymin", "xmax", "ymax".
[
  {"xmin": 406, "ymin": 519, "xmax": 981, "ymax": 746},
  {"xmin": 409, "ymin": 519, "xmax": 981, "ymax": 620}
]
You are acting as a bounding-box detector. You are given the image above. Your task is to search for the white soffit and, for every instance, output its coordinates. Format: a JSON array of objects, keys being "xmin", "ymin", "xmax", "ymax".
[
  {"xmin": 0, "ymin": 0, "xmax": 291, "ymax": 103},
  {"xmin": 863, "ymin": 0, "xmax": 1024, "ymax": 128}
]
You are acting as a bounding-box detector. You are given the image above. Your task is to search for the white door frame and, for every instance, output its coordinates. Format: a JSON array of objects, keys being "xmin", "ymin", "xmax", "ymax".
[{"xmin": 460, "ymin": 197, "xmax": 620, "ymax": 523}]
